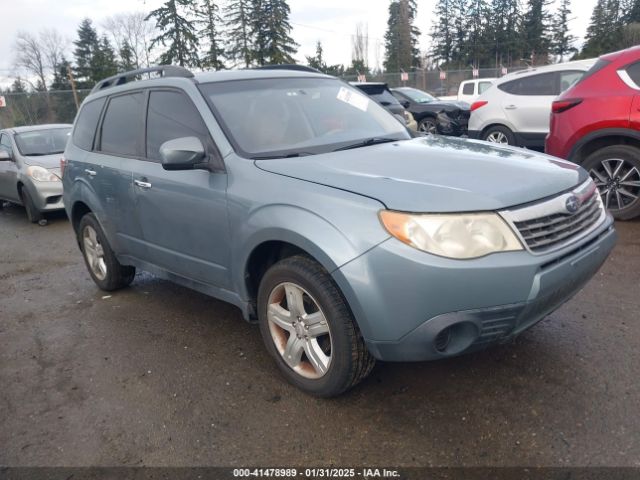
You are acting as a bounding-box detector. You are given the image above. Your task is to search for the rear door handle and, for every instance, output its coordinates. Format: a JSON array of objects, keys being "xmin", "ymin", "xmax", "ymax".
[
  {"xmin": 84, "ymin": 169, "xmax": 97, "ymax": 177},
  {"xmin": 134, "ymin": 179, "xmax": 152, "ymax": 189},
  {"xmin": 505, "ymin": 105, "xmax": 518, "ymax": 110}
]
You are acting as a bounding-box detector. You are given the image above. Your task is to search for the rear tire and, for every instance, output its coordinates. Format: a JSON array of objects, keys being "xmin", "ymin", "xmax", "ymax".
[
  {"xmin": 482, "ymin": 125, "xmax": 516, "ymax": 146},
  {"xmin": 20, "ymin": 188, "xmax": 43, "ymax": 223},
  {"xmin": 582, "ymin": 145, "xmax": 640, "ymax": 220},
  {"xmin": 78, "ymin": 213, "xmax": 136, "ymax": 291},
  {"xmin": 257, "ymin": 255, "xmax": 375, "ymax": 397}
]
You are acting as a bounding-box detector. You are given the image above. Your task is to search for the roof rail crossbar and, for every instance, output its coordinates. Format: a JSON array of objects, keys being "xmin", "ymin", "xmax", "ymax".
[
  {"xmin": 91, "ymin": 65, "xmax": 194, "ymax": 93},
  {"xmin": 253, "ymin": 64, "xmax": 323, "ymax": 74}
]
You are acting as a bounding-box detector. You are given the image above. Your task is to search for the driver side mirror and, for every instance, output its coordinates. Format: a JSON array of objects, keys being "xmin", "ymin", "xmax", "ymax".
[
  {"xmin": 160, "ymin": 137, "xmax": 207, "ymax": 171},
  {"xmin": 0, "ymin": 150, "xmax": 12, "ymax": 161}
]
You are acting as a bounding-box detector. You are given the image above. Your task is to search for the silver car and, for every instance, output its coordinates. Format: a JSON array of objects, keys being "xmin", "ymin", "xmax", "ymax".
[{"xmin": 0, "ymin": 124, "xmax": 71, "ymax": 223}]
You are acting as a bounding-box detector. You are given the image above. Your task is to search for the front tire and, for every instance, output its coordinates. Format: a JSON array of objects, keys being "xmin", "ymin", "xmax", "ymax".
[
  {"xmin": 583, "ymin": 145, "xmax": 640, "ymax": 220},
  {"xmin": 257, "ymin": 255, "xmax": 375, "ymax": 397},
  {"xmin": 20, "ymin": 188, "xmax": 43, "ymax": 223},
  {"xmin": 78, "ymin": 213, "xmax": 136, "ymax": 291},
  {"xmin": 482, "ymin": 125, "xmax": 516, "ymax": 146},
  {"xmin": 418, "ymin": 117, "xmax": 437, "ymax": 135}
]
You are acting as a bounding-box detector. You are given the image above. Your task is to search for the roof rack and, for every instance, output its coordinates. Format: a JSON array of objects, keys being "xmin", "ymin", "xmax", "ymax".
[
  {"xmin": 253, "ymin": 64, "xmax": 323, "ymax": 74},
  {"xmin": 91, "ymin": 65, "xmax": 195, "ymax": 93}
]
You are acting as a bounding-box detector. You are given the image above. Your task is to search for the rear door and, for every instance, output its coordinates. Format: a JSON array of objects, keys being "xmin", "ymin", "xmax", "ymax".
[
  {"xmin": 0, "ymin": 133, "xmax": 19, "ymax": 201},
  {"xmin": 500, "ymin": 72, "xmax": 557, "ymax": 141},
  {"xmin": 130, "ymin": 88, "xmax": 231, "ymax": 288},
  {"xmin": 626, "ymin": 61, "xmax": 640, "ymax": 130}
]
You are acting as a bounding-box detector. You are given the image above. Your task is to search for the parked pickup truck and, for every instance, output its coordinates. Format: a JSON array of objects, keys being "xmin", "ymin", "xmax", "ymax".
[{"xmin": 440, "ymin": 78, "xmax": 496, "ymax": 103}]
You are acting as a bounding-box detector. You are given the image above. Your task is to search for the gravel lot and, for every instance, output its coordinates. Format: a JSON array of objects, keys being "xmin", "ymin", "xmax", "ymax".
[{"xmin": 1, "ymin": 203, "xmax": 639, "ymax": 467}]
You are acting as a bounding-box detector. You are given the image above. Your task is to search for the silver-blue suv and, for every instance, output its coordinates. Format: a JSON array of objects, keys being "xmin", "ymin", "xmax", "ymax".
[{"xmin": 63, "ymin": 66, "xmax": 617, "ymax": 397}]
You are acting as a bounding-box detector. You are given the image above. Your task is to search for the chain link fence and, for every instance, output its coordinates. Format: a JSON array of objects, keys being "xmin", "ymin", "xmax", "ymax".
[{"xmin": 0, "ymin": 68, "xmax": 532, "ymax": 128}]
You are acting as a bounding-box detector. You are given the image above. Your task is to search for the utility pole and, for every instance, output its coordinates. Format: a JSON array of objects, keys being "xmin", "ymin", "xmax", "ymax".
[{"xmin": 67, "ymin": 65, "xmax": 80, "ymax": 111}]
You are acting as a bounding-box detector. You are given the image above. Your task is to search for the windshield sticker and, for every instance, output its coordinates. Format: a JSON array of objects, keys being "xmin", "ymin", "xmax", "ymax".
[{"xmin": 337, "ymin": 87, "xmax": 369, "ymax": 112}]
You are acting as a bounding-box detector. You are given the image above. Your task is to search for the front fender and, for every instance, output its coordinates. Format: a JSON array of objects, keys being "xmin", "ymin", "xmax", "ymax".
[{"xmin": 234, "ymin": 203, "xmax": 388, "ymax": 300}]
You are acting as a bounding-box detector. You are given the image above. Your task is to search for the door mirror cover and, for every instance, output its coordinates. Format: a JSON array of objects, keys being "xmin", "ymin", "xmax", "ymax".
[{"xmin": 160, "ymin": 136, "xmax": 206, "ymax": 171}]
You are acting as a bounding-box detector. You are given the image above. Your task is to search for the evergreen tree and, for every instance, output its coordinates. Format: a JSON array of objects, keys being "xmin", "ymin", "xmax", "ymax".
[
  {"xmin": 431, "ymin": 0, "xmax": 454, "ymax": 66},
  {"xmin": 118, "ymin": 40, "xmax": 136, "ymax": 72},
  {"xmin": 550, "ymin": 0, "xmax": 577, "ymax": 61},
  {"xmin": 146, "ymin": 0, "xmax": 200, "ymax": 67},
  {"xmin": 91, "ymin": 36, "xmax": 118, "ymax": 82},
  {"xmin": 10, "ymin": 78, "xmax": 28, "ymax": 93},
  {"xmin": 581, "ymin": 0, "xmax": 623, "ymax": 57},
  {"xmin": 521, "ymin": 0, "xmax": 552, "ymax": 64},
  {"xmin": 451, "ymin": 0, "xmax": 469, "ymax": 67},
  {"xmin": 465, "ymin": 0, "xmax": 491, "ymax": 67},
  {"xmin": 197, "ymin": 0, "xmax": 225, "ymax": 70},
  {"xmin": 485, "ymin": 0, "xmax": 522, "ymax": 68},
  {"xmin": 73, "ymin": 19, "xmax": 100, "ymax": 88},
  {"xmin": 224, "ymin": 0, "xmax": 254, "ymax": 68},
  {"xmin": 625, "ymin": 0, "xmax": 640, "ymax": 22},
  {"xmin": 384, "ymin": 0, "xmax": 421, "ymax": 72},
  {"xmin": 50, "ymin": 58, "xmax": 72, "ymax": 91},
  {"xmin": 305, "ymin": 41, "xmax": 344, "ymax": 76},
  {"xmin": 250, "ymin": 0, "xmax": 298, "ymax": 65}
]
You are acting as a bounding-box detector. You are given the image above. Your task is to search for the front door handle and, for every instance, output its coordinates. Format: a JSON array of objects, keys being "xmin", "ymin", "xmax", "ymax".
[
  {"xmin": 134, "ymin": 179, "xmax": 152, "ymax": 189},
  {"xmin": 84, "ymin": 169, "xmax": 97, "ymax": 177}
]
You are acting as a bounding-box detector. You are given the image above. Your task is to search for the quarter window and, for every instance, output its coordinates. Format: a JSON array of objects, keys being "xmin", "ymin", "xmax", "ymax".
[
  {"xmin": 478, "ymin": 81, "xmax": 492, "ymax": 94},
  {"xmin": 146, "ymin": 90, "xmax": 212, "ymax": 161},
  {"xmin": 462, "ymin": 83, "xmax": 474, "ymax": 95},
  {"xmin": 100, "ymin": 92, "xmax": 144, "ymax": 157},
  {"xmin": 72, "ymin": 97, "xmax": 105, "ymax": 151},
  {"xmin": 626, "ymin": 61, "xmax": 640, "ymax": 86},
  {"xmin": 0, "ymin": 133, "xmax": 12, "ymax": 153}
]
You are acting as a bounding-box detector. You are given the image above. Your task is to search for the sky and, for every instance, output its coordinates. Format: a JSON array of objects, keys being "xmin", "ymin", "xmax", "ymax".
[{"xmin": 0, "ymin": 0, "xmax": 598, "ymax": 87}]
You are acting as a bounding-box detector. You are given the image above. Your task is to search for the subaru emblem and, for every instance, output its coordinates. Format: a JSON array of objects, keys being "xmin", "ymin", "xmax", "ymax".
[{"xmin": 565, "ymin": 195, "xmax": 580, "ymax": 214}]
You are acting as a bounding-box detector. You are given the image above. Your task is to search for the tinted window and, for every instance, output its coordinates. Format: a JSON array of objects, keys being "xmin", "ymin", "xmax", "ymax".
[
  {"xmin": 100, "ymin": 92, "xmax": 144, "ymax": 157},
  {"xmin": 73, "ymin": 97, "xmax": 105, "ymax": 151},
  {"xmin": 559, "ymin": 71, "xmax": 584, "ymax": 92},
  {"xmin": 462, "ymin": 83, "xmax": 474, "ymax": 95},
  {"xmin": 626, "ymin": 61, "xmax": 640, "ymax": 86},
  {"xmin": 146, "ymin": 90, "xmax": 212, "ymax": 161},
  {"xmin": 517, "ymin": 72, "xmax": 557, "ymax": 95}
]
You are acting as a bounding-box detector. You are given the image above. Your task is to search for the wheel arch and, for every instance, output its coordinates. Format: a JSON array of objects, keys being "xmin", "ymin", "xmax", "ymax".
[{"xmin": 569, "ymin": 129, "xmax": 640, "ymax": 164}]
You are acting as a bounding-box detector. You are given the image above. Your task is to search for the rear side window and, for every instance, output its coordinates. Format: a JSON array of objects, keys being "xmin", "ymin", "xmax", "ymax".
[
  {"xmin": 499, "ymin": 72, "xmax": 557, "ymax": 96},
  {"xmin": 100, "ymin": 92, "xmax": 144, "ymax": 157},
  {"xmin": 626, "ymin": 62, "xmax": 640, "ymax": 86},
  {"xmin": 462, "ymin": 83, "xmax": 474, "ymax": 95},
  {"xmin": 479, "ymin": 81, "xmax": 492, "ymax": 94},
  {"xmin": 146, "ymin": 90, "xmax": 212, "ymax": 161},
  {"xmin": 73, "ymin": 97, "xmax": 106, "ymax": 151}
]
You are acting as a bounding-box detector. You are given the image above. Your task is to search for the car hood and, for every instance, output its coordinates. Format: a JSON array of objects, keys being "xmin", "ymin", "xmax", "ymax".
[
  {"xmin": 22, "ymin": 154, "xmax": 61, "ymax": 169},
  {"xmin": 255, "ymin": 136, "xmax": 587, "ymax": 212}
]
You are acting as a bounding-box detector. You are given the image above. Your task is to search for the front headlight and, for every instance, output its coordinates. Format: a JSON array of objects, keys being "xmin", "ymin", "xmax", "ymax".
[
  {"xmin": 27, "ymin": 166, "xmax": 60, "ymax": 182},
  {"xmin": 379, "ymin": 210, "xmax": 523, "ymax": 259}
]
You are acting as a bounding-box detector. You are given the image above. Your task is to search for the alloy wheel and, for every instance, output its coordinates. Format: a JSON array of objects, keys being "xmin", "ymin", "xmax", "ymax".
[
  {"xmin": 590, "ymin": 158, "xmax": 640, "ymax": 211},
  {"xmin": 419, "ymin": 119, "xmax": 437, "ymax": 134},
  {"xmin": 486, "ymin": 131, "xmax": 509, "ymax": 144},
  {"xmin": 266, "ymin": 282, "xmax": 332, "ymax": 379},
  {"xmin": 83, "ymin": 225, "xmax": 108, "ymax": 281}
]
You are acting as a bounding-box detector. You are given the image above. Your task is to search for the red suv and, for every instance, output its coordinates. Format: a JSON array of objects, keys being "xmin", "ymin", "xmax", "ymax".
[{"xmin": 546, "ymin": 46, "xmax": 640, "ymax": 220}]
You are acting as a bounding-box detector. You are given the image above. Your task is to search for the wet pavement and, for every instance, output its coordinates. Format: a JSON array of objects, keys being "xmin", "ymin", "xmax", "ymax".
[{"xmin": 1, "ymin": 203, "xmax": 639, "ymax": 467}]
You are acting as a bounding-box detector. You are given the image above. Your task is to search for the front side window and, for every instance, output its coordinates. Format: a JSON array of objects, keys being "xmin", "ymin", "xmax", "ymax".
[
  {"xmin": 395, "ymin": 87, "xmax": 435, "ymax": 104},
  {"xmin": 73, "ymin": 97, "xmax": 106, "ymax": 151},
  {"xmin": 100, "ymin": 92, "xmax": 144, "ymax": 157},
  {"xmin": 0, "ymin": 133, "xmax": 12, "ymax": 153},
  {"xmin": 559, "ymin": 71, "xmax": 585, "ymax": 93},
  {"xmin": 146, "ymin": 90, "xmax": 212, "ymax": 161},
  {"xmin": 200, "ymin": 78, "xmax": 410, "ymax": 158},
  {"xmin": 14, "ymin": 128, "xmax": 71, "ymax": 156}
]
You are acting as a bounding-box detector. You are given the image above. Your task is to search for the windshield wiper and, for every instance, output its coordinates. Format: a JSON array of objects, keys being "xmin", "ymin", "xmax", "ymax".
[
  {"xmin": 333, "ymin": 137, "xmax": 399, "ymax": 152},
  {"xmin": 251, "ymin": 152, "xmax": 314, "ymax": 160}
]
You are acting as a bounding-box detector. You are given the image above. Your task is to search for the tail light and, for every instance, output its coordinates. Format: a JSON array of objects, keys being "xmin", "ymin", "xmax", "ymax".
[
  {"xmin": 470, "ymin": 101, "xmax": 488, "ymax": 112},
  {"xmin": 60, "ymin": 156, "xmax": 67, "ymax": 178},
  {"xmin": 552, "ymin": 98, "xmax": 582, "ymax": 114}
]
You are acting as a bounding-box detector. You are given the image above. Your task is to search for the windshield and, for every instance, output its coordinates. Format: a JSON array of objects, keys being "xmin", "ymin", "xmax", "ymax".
[
  {"xmin": 15, "ymin": 128, "xmax": 71, "ymax": 156},
  {"xmin": 199, "ymin": 78, "xmax": 410, "ymax": 158},
  {"xmin": 398, "ymin": 88, "xmax": 436, "ymax": 104}
]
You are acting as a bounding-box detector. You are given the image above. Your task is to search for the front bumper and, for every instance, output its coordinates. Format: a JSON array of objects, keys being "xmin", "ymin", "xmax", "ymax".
[
  {"xmin": 332, "ymin": 216, "xmax": 616, "ymax": 362},
  {"xmin": 24, "ymin": 179, "xmax": 64, "ymax": 212}
]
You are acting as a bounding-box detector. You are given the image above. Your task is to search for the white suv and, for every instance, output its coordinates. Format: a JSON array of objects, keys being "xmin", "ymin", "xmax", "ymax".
[{"xmin": 468, "ymin": 60, "xmax": 594, "ymax": 148}]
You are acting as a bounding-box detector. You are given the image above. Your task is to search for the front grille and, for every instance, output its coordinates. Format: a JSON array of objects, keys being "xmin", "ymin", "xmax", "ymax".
[{"xmin": 502, "ymin": 180, "xmax": 605, "ymax": 254}]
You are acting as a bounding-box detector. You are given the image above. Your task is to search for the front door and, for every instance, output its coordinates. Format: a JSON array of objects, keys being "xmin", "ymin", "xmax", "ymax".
[
  {"xmin": 0, "ymin": 133, "xmax": 20, "ymax": 202},
  {"xmin": 132, "ymin": 89, "xmax": 231, "ymax": 289}
]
